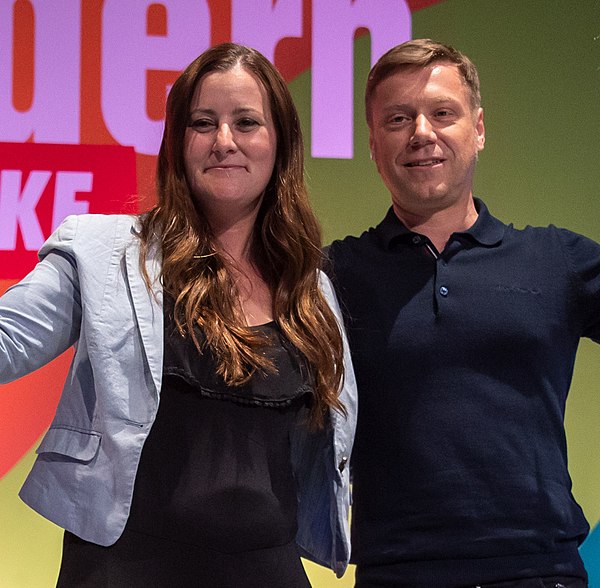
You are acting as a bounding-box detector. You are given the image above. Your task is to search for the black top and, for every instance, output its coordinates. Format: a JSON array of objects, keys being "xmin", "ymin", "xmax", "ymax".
[
  {"xmin": 326, "ymin": 199, "xmax": 600, "ymax": 587},
  {"xmin": 56, "ymin": 303, "xmax": 314, "ymax": 588},
  {"xmin": 127, "ymin": 308, "xmax": 313, "ymax": 551}
]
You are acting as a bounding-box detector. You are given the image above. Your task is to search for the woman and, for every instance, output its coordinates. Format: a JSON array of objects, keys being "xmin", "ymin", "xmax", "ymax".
[{"xmin": 0, "ymin": 43, "xmax": 356, "ymax": 587}]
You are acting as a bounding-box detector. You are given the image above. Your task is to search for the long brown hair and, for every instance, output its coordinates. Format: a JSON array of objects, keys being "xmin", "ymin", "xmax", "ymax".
[{"xmin": 138, "ymin": 43, "xmax": 345, "ymax": 428}]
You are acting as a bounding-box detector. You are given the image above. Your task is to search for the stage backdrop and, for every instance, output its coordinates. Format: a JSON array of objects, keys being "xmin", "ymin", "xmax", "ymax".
[{"xmin": 1, "ymin": 1, "xmax": 599, "ymax": 586}]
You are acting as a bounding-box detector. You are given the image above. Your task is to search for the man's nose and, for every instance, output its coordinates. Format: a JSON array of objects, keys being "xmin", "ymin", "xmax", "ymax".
[{"xmin": 410, "ymin": 114, "xmax": 435, "ymax": 145}]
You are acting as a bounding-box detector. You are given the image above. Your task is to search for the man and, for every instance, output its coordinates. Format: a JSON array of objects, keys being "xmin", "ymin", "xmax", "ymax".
[{"xmin": 327, "ymin": 39, "xmax": 599, "ymax": 587}]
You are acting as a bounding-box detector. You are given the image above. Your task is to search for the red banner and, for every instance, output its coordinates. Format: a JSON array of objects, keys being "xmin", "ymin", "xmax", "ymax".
[{"xmin": 0, "ymin": 142, "xmax": 137, "ymax": 279}]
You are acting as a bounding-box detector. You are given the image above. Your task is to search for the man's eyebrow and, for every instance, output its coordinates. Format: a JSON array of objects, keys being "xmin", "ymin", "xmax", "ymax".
[
  {"xmin": 431, "ymin": 95, "xmax": 460, "ymax": 104},
  {"xmin": 380, "ymin": 103, "xmax": 412, "ymax": 113},
  {"xmin": 380, "ymin": 96, "xmax": 459, "ymax": 110}
]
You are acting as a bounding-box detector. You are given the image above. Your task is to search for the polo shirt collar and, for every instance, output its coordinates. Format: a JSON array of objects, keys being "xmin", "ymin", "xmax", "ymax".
[
  {"xmin": 459, "ymin": 198, "xmax": 506, "ymax": 246},
  {"xmin": 376, "ymin": 197, "xmax": 506, "ymax": 249}
]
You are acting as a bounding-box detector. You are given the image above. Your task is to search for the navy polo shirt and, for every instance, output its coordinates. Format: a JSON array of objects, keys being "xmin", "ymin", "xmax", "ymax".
[{"xmin": 327, "ymin": 199, "xmax": 600, "ymax": 586}]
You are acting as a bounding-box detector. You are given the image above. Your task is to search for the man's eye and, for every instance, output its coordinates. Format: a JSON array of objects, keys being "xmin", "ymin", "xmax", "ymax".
[
  {"xmin": 188, "ymin": 119, "xmax": 214, "ymax": 131},
  {"xmin": 390, "ymin": 115, "xmax": 409, "ymax": 124}
]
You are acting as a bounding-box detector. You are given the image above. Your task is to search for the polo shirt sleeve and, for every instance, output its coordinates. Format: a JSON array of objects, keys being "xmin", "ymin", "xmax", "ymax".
[{"xmin": 557, "ymin": 227, "xmax": 600, "ymax": 343}]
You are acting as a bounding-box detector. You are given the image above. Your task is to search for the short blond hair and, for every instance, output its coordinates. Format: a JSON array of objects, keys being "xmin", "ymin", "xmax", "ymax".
[{"xmin": 366, "ymin": 38, "xmax": 481, "ymax": 125}]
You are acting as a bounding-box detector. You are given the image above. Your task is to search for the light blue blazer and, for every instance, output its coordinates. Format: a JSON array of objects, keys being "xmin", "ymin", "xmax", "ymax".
[{"xmin": 0, "ymin": 214, "xmax": 357, "ymax": 576}]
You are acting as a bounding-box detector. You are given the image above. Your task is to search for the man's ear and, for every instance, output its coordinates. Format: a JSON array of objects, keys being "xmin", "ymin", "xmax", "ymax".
[
  {"xmin": 369, "ymin": 132, "xmax": 376, "ymax": 162},
  {"xmin": 475, "ymin": 107, "xmax": 485, "ymax": 152}
]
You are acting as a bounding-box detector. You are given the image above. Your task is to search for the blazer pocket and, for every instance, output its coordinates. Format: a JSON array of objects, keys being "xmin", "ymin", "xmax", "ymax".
[{"xmin": 36, "ymin": 426, "xmax": 101, "ymax": 463}]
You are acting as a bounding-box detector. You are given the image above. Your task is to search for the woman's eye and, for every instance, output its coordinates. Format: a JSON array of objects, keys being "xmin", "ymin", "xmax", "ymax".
[
  {"xmin": 237, "ymin": 118, "xmax": 259, "ymax": 130},
  {"xmin": 188, "ymin": 119, "xmax": 214, "ymax": 131}
]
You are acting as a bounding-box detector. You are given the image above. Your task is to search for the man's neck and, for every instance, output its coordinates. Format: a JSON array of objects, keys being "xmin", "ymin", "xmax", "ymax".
[{"xmin": 392, "ymin": 197, "xmax": 478, "ymax": 253}]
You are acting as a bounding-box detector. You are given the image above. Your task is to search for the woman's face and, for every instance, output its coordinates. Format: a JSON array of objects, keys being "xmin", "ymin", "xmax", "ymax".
[{"xmin": 183, "ymin": 65, "xmax": 277, "ymax": 223}]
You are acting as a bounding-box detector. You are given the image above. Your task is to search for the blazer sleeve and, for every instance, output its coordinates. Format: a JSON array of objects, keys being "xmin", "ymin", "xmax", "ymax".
[
  {"xmin": 292, "ymin": 271, "xmax": 357, "ymax": 575},
  {"xmin": 0, "ymin": 216, "xmax": 82, "ymax": 383}
]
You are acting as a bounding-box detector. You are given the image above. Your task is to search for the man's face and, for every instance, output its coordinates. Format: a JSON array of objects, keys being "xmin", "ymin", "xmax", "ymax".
[{"xmin": 368, "ymin": 63, "xmax": 485, "ymax": 218}]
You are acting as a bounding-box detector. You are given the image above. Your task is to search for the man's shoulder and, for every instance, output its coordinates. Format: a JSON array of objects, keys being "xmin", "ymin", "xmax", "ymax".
[
  {"xmin": 327, "ymin": 227, "xmax": 380, "ymax": 259},
  {"xmin": 323, "ymin": 230, "xmax": 373, "ymax": 279},
  {"xmin": 506, "ymin": 222, "xmax": 597, "ymax": 247},
  {"xmin": 497, "ymin": 223, "xmax": 600, "ymax": 278}
]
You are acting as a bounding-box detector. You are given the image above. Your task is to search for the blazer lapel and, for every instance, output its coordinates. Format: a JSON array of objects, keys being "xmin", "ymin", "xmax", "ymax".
[{"xmin": 125, "ymin": 230, "xmax": 164, "ymax": 397}]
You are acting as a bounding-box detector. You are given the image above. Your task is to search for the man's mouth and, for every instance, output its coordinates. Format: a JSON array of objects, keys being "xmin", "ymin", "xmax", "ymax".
[{"xmin": 404, "ymin": 159, "xmax": 444, "ymax": 167}]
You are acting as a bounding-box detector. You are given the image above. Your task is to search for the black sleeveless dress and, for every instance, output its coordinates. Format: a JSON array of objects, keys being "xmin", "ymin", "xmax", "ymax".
[{"xmin": 56, "ymin": 303, "xmax": 314, "ymax": 588}]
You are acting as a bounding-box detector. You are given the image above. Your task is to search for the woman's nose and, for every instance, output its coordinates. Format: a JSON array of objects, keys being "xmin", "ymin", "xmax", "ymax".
[{"xmin": 213, "ymin": 123, "xmax": 237, "ymax": 154}]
